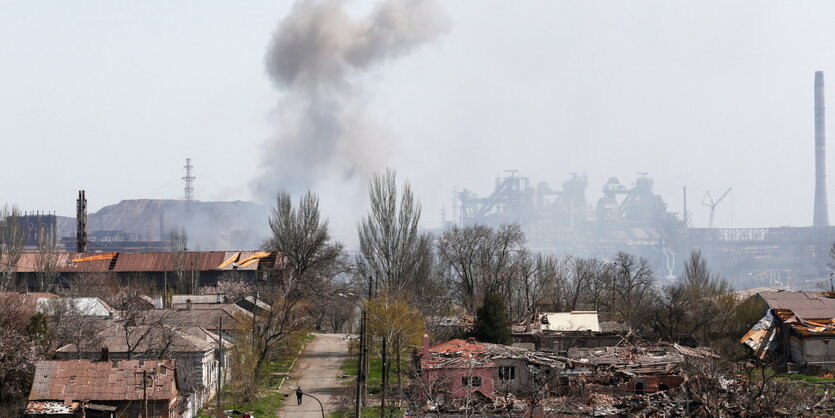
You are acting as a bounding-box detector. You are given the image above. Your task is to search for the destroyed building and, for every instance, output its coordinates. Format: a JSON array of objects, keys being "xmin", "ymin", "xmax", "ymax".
[
  {"xmin": 415, "ymin": 335, "xmax": 700, "ymax": 415},
  {"xmin": 512, "ymin": 311, "xmax": 627, "ymax": 353},
  {"xmin": 416, "ymin": 336, "xmax": 565, "ymax": 408},
  {"xmin": 741, "ymin": 290, "xmax": 835, "ymax": 370}
]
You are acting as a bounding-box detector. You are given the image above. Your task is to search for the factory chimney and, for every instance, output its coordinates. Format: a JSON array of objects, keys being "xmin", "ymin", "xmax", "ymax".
[
  {"xmin": 76, "ymin": 190, "xmax": 87, "ymax": 253},
  {"xmin": 814, "ymin": 71, "xmax": 830, "ymax": 227}
]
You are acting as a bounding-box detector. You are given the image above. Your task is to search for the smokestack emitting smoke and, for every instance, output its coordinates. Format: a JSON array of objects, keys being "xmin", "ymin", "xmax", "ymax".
[
  {"xmin": 814, "ymin": 71, "xmax": 830, "ymax": 227},
  {"xmin": 253, "ymin": 0, "xmax": 451, "ymax": 199}
]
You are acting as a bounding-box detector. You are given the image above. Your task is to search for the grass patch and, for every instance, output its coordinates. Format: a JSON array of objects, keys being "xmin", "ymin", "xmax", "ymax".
[
  {"xmin": 777, "ymin": 373, "xmax": 835, "ymax": 383},
  {"xmin": 195, "ymin": 388, "xmax": 284, "ymax": 418}
]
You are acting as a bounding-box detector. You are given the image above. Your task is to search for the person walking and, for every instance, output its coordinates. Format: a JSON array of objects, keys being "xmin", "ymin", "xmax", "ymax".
[{"xmin": 295, "ymin": 387, "xmax": 303, "ymax": 406}]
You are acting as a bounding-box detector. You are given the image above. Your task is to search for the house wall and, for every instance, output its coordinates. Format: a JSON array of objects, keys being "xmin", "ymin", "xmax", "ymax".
[
  {"xmin": 423, "ymin": 366, "xmax": 495, "ymax": 399},
  {"xmin": 493, "ymin": 358, "xmax": 535, "ymax": 393},
  {"xmin": 623, "ymin": 375, "xmax": 685, "ymax": 393},
  {"xmin": 789, "ymin": 336, "xmax": 835, "ymax": 369},
  {"xmin": 115, "ymin": 399, "xmax": 177, "ymax": 418},
  {"xmin": 544, "ymin": 334, "xmax": 622, "ymax": 353}
]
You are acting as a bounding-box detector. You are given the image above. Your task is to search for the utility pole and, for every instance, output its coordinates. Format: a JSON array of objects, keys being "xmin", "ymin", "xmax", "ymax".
[
  {"xmin": 217, "ymin": 316, "xmax": 222, "ymax": 417},
  {"xmin": 380, "ymin": 336, "xmax": 387, "ymax": 418},
  {"xmin": 142, "ymin": 369, "xmax": 148, "ymax": 418},
  {"xmin": 355, "ymin": 309, "xmax": 363, "ymax": 417},
  {"xmin": 135, "ymin": 367, "xmax": 155, "ymax": 418},
  {"xmin": 362, "ymin": 308, "xmax": 369, "ymax": 406}
]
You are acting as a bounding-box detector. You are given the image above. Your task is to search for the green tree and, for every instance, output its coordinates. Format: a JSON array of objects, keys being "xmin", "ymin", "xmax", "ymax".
[{"xmin": 472, "ymin": 291, "xmax": 511, "ymax": 345}]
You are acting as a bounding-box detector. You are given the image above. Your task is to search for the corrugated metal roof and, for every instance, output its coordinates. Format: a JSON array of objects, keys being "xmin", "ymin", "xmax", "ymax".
[
  {"xmin": 29, "ymin": 359, "xmax": 177, "ymax": 401},
  {"xmin": 758, "ymin": 291, "xmax": 835, "ymax": 320},
  {"xmin": 13, "ymin": 250, "xmax": 273, "ymax": 273},
  {"xmin": 14, "ymin": 253, "xmax": 112, "ymax": 273}
]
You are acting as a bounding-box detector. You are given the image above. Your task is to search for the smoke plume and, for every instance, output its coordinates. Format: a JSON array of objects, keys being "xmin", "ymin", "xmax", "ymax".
[{"xmin": 254, "ymin": 0, "xmax": 451, "ymax": 200}]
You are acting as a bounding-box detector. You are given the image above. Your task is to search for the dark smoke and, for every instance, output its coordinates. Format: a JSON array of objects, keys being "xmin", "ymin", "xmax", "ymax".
[{"xmin": 253, "ymin": 0, "xmax": 451, "ymax": 200}]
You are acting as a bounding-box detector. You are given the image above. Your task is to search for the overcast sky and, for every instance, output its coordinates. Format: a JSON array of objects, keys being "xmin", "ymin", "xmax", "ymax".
[{"xmin": 2, "ymin": 1, "xmax": 835, "ymax": 244}]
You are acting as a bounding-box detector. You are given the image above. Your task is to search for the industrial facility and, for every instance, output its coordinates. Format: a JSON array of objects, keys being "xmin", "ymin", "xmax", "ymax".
[{"xmin": 455, "ymin": 72, "xmax": 835, "ymax": 289}]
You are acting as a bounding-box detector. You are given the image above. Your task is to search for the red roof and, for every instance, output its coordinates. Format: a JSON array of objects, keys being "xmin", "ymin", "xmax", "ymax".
[
  {"xmin": 29, "ymin": 360, "xmax": 178, "ymax": 402},
  {"xmin": 421, "ymin": 339, "xmax": 495, "ymax": 370},
  {"xmin": 430, "ymin": 338, "xmax": 487, "ymax": 355}
]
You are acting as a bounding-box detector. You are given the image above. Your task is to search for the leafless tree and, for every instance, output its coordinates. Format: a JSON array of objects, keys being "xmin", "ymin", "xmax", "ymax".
[
  {"xmin": 43, "ymin": 298, "xmax": 107, "ymax": 358},
  {"xmin": 0, "ymin": 205, "xmax": 25, "ymax": 292},
  {"xmin": 357, "ymin": 169, "xmax": 428, "ymax": 297},
  {"xmin": 34, "ymin": 225, "xmax": 59, "ymax": 292},
  {"xmin": 264, "ymin": 191, "xmax": 346, "ymax": 292},
  {"xmin": 64, "ymin": 269, "xmax": 119, "ymax": 298},
  {"xmin": 171, "ymin": 226, "xmax": 198, "ymax": 293},
  {"xmin": 437, "ymin": 223, "xmax": 526, "ymax": 313},
  {"xmin": 0, "ymin": 327, "xmax": 36, "ymax": 412},
  {"xmin": 607, "ymin": 252, "xmax": 655, "ymax": 325}
]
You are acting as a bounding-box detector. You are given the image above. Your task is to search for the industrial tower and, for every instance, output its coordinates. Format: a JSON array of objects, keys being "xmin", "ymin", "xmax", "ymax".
[
  {"xmin": 76, "ymin": 190, "xmax": 87, "ymax": 253},
  {"xmin": 183, "ymin": 158, "xmax": 195, "ymax": 216},
  {"xmin": 814, "ymin": 71, "xmax": 830, "ymax": 227}
]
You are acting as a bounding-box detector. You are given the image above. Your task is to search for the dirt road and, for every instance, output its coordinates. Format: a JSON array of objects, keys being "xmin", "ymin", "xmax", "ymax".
[{"xmin": 278, "ymin": 333, "xmax": 349, "ymax": 417}]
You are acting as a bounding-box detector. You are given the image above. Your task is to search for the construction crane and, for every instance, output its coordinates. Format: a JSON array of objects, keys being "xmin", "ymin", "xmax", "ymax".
[{"xmin": 702, "ymin": 188, "xmax": 732, "ymax": 229}]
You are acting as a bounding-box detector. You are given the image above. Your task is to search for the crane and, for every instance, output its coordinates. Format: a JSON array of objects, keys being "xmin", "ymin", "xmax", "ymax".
[{"xmin": 702, "ymin": 188, "xmax": 732, "ymax": 229}]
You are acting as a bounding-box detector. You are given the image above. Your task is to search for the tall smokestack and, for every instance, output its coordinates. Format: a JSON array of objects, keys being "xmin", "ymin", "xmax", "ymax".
[
  {"xmin": 814, "ymin": 71, "xmax": 830, "ymax": 227},
  {"xmin": 76, "ymin": 190, "xmax": 87, "ymax": 253}
]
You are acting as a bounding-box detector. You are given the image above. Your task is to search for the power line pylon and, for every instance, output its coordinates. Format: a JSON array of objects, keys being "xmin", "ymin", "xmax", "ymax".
[{"xmin": 183, "ymin": 158, "xmax": 195, "ymax": 216}]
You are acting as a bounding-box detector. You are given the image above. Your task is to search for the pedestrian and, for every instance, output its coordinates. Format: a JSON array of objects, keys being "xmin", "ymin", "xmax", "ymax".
[{"xmin": 296, "ymin": 386, "xmax": 303, "ymax": 405}]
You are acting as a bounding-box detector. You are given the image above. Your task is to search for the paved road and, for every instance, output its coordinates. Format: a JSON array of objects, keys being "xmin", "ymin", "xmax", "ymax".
[{"xmin": 278, "ymin": 333, "xmax": 349, "ymax": 417}]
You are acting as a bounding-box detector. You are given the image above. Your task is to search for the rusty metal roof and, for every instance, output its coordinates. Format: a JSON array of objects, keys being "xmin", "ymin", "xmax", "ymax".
[
  {"xmin": 13, "ymin": 250, "xmax": 276, "ymax": 273},
  {"xmin": 14, "ymin": 253, "xmax": 112, "ymax": 273},
  {"xmin": 758, "ymin": 291, "xmax": 835, "ymax": 320},
  {"xmin": 29, "ymin": 359, "xmax": 177, "ymax": 402}
]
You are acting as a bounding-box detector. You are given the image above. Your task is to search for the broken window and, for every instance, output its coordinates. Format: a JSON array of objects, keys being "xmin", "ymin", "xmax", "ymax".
[
  {"xmin": 462, "ymin": 376, "xmax": 482, "ymax": 388},
  {"xmin": 498, "ymin": 366, "xmax": 516, "ymax": 381}
]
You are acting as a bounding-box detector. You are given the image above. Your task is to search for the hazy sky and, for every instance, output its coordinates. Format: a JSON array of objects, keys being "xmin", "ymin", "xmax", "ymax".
[{"xmin": 3, "ymin": 1, "xmax": 835, "ymax": 244}]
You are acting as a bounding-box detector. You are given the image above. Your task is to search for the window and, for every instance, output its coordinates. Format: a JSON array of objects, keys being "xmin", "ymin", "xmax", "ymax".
[
  {"xmin": 461, "ymin": 376, "xmax": 482, "ymax": 388},
  {"xmin": 635, "ymin": 381, "xmax": 645, "ymax": 395},
  {"xmin": 498, "ymin": 366, "xmax": 516, "ymax": 381}
]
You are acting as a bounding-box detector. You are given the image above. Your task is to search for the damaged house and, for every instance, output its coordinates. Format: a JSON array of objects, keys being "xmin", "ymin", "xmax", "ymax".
[
  {"xmin": 512, "ymin": 311, "xmax": 627, "ymax": 353},
  {"xmin": 741, "ymin": 290, "xmax": 835, "ymax": 369},
  {"xmin": 25, "ymin": 360, "xmax": 179, "ymax": 418},
  {"xmin": 416, "ymin": 335, "xmax": 706, "ymax": 415},
  {"xmin": 416, "ymin": 336, "xmax": 566, "ymax": 409},
  {"xmin": 53, "ymin": 322, "xmax": 231, "ymax": 418}
]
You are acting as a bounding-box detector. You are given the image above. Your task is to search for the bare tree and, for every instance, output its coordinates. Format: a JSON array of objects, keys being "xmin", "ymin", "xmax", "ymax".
[
  {"xmin": 437, "ymin": 223, "xmax": 526, "ymax": 313},
  {"xmin": 34, "ymin": 225, "xmax": 59, "ymax": 292},
  {"xmin": 357, "ymin": 169, "xmax": 427, "ymax": 297},
  {"xmin": 171, "ymin": 227, "xmax": 198, "ymax": 293},
  {"xmin": 242, "ymin": 284, "xmax": 309, "ymax": 399},
  {"xmin": 607, "ymin": 252, "xmax": 655, "ymax": 325},
  {"xmin": 264, "ymin": 191, "xmax": 346, "ymax": 293},
  {"xmin": 0, "ymin": 205, "xmax": 25, "ymax": 292},
  {"xmin": 42, "ymin": 298, "xmax": 107, "ymax": 358}
]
